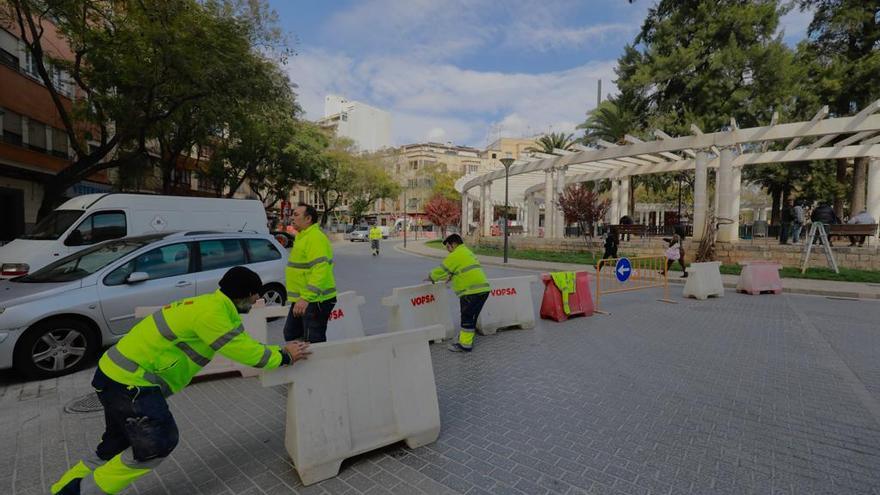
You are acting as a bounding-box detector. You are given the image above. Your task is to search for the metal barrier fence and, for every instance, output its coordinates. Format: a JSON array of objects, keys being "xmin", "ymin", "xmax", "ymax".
[{"xmin": 594, "ymin": 256, "xmax": 673, "ymax": 313}]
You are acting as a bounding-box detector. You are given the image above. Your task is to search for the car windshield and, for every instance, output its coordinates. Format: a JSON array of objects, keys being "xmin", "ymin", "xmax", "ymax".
[
  {"xmin": 19, "ymin": 236, "xmax": 163, "ymax": 283},
  {"xmin": 19, "ymin": 210, "xmax": 84, "ymax": 240}
]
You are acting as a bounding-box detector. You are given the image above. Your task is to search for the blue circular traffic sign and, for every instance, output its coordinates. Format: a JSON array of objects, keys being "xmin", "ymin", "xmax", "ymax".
[{"xmin": 615, "ymin": 257, "xmax": 632, "ymax": 283}]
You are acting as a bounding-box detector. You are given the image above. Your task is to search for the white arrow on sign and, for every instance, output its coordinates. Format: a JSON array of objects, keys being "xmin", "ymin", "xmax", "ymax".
[{"xmin": 617, "ymin": 265, "xmax": 631, "ymax": 277}]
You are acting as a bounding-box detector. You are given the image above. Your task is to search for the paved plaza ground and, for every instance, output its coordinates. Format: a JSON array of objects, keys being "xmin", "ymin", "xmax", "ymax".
[{"xmin": 2, "ymin": 240, "xmax": 880, "ymax": 495}]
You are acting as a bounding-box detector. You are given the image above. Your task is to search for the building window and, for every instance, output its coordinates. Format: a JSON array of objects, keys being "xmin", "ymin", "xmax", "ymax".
[
  {"xmin": 52, "ymin": 128, "xmax": 69, "ymax": 158},
  {"xmin": 0, "ymin": 29, "xmax": 18, "ymax": 70},
  {"xmin": 468, "ymin": 164, "xmax": 479, "ymax": 174},
  {"xmin": 2, "ymin": 109, "xmax": 23, "ymax": 146},
  {"xmin": 409, "ymin": 160, "xmax": 418, "ymax": 170},
  {"xmin": 298, "ymin": 190, "xmax": 304, "ymax": 203},
  {"xmin": 171, "ymin": 168, "xmax": 192, "ymax": 187},
  {"xmin": 27, "ymin": 119, "xmax": 47, "ymax": 152},
  {"xmin": 24, "ymin": 49, "xmax": 38, "ymax": 76},
  {"xmin": 408, "ymin": 179, "xmax": 417, "ymax": 188},
  {"xmin": 491, "ymin": 153, "xmax": 497, "ymax": 159},
  {"xmin": 0, "ymin": 47, "xmax": 17, "ymax": 70}
]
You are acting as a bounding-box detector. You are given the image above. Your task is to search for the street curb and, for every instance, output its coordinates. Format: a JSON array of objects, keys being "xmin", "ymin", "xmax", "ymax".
[{"xmin": 395, "ymin": 241, "xmax": 880, "ymax": 301}]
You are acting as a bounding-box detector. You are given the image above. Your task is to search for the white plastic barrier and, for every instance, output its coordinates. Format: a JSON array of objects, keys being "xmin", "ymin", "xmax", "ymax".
[
  {"xmin": 260, "ymin": 324, "xmax": 445, "ymax": 485},
  {"xmin": 476, "ymin": 275, "xmax": 539, "ymax": 335},
  {"xmin": 381, "ymin": 283, "xmax": 455, "ymax": 340},
  {"xmin": 134, "ymin": 291, "xmax": 366, "ymax": 378},
  {"xmin": 682, "ymin": 261, "xmax": 725, "ymax": 300}
]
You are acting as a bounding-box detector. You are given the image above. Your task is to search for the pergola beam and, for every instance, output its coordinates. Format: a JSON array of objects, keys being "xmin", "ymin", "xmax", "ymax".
[
  {"xmin": 655, "ymin": 129, "xmax": 696, "ymax": 158},
  {"xmin": 785, "ymin": 105, "xmax": 829, "ymax": 151}
]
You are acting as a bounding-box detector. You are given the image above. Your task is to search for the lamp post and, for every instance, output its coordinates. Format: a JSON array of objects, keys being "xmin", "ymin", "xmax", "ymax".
[
  {"xmin": 500, "ymin": 154, "xmax": 515, "ymax": 263},
  {"xmin": 403, "ymin": 186, "xmax": 407, "ymax": 248}
]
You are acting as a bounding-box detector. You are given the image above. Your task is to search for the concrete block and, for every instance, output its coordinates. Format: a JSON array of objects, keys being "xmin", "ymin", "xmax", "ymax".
[
  {"xmin": 736, "ymin": 261, "xmax": 783, "ymax": 295},
  {"xmin": 382, "ymin": 283, "xmax": 455, "ymax": 340},
  {"xmin": 260, "ymin": 325, "xmax": 446, "ymax": 485},
  {"xmin": 476, "ymin": 276, "xmax": 539, "ymax": 335},
  {"xmin": 682, "ymin": 262, "xmax": 724, "ymax": 300}
]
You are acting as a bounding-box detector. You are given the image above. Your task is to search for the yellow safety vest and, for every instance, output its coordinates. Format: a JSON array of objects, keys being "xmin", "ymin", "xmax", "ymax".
[
  {"xmin": 429, "ymin": 245, "xmax": 490, "ymax": 296},
  {"xmin": 286, "ymin": 223, "xmax": 337, "ymax": 303},
  {"xmin": 551, "ymin": 272, "xmax": 576, "ymax": 314},
  {"xmin": 369, "ymin": 227, "xmax": 383, "ymax": 240},
  {"xmin": 99, "ymin": 290, "xmax": 285, "ymax": 395}
]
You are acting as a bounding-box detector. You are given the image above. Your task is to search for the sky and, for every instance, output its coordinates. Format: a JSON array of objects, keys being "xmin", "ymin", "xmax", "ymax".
[{"xmin": 269, "ymin": 0, "xmax": 814, "ymax": 149}]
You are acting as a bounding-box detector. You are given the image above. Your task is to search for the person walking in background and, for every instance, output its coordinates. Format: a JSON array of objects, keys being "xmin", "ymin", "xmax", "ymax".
[
  {"xmin": 660, "ymin": 234, "xmax": 687, "ymax": 278},
  {"xmin": 369, "ymin": 224, "xmax": 383, "ymax": 256},
  {"xmin": 779, "ymin": 199, "xmax": 794, "ymax": 245},
  {"xmin": 792, "ymin": 200, "xmax": 805, "ymax": 243},
  {"xmin": 425, "ymin": 234, "xmax": 491, "ymax": 353},
  {"xmin": 602, "ymin": 226, "xmax": 619, "ymax": 263},
  {"xmin": 284, "ymin": 203, "xmax": 337, "ymax": 343}
]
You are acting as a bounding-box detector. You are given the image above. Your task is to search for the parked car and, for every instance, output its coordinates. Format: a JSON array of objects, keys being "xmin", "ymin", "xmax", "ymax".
[
  {"xmin": 346, "ymin": 228, "xmax": 370, "ymax": 242},
  {"xmin": 0, "ymin": 231, "xmax": 286, "ymax": 379},
  {"xmin": 0, "ymin": 193, "xmax": 269, "ymax": 279}
]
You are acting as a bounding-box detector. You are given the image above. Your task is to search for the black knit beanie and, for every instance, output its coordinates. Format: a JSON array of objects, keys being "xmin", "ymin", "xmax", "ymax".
[{"xmin": 219, "ymin": 266, "xmax": 263, "ymax": 300}]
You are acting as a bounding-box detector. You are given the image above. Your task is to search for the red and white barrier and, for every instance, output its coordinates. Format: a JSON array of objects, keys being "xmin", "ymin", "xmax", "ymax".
[
  {"xmin": 381, "ymin": 283, "xmax": 455, "ymax": 340},
  {"xmin": 476, "ymin": 276, "xmax": 539, "ymax": 335},
  {"xmin": 736, "ymin": 260, "xmax": 783, "ymax": 295}
]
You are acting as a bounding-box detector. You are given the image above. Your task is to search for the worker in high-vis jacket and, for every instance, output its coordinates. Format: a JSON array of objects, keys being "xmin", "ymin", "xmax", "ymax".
[
  {"xmin": 369, "ymin": 224, "xmax": 383, "ymax": 256},
  {"xmin": 284, "ymin": 203, "xmax": 337, "ymax": 343},
  {"xmin": 51, "ymin": 267, "xmax": 311, "ymax": 495},
  {"xmin": 426, "ymin": 234, "xmax": 491, "ymax": 352}
]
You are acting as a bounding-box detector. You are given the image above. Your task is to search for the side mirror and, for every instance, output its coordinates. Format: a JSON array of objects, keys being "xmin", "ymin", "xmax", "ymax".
[
  {"xmin": 126, "ymin": 272, "xmax": 150, "ymax": 284},
  {"xmin": 65, "ymin": 230, "xmax": 84, "ymax": 246}
]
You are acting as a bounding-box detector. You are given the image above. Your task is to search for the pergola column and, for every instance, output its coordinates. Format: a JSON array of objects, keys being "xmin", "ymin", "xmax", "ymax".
[
  {"xmin": 717, "ymin": 146, "xmax": 736, "ymax": 242},
  {"xmin": 609, "ymin": 179, "xmax": 620, "ymax": 225},
  {"xmin": 692, "ymin": 150, "xmax": 710, "ymax": 240},
  {"xmin": 730, "ymin": 165, "xmax": 742, "ymax": 243},
  {"xmin": 460, "ymin": 191, "xmax": 469, "ymax": 236},
  {"xmin": 544, "ymin": 169, "xmax": 555, "ymax": 238},
  {"xmin": 867, "ymin": 157, "xmax": 880, "ymax": 245},
  {"xmin": 481, "ymin": 182, "xmax": 493, "ymax": 236},
  {"xmin": 554, "ymin": 166, "xmax": 567, "ymax": 238},
  {"xmin": 619, "ymin": 176, "xmax": 631, "ymax": 219}
]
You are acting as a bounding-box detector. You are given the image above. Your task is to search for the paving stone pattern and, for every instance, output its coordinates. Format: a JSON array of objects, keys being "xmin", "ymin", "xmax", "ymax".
[{"xmin": 2, "ymin": 242, "xmax": 880, "ymax": 494}]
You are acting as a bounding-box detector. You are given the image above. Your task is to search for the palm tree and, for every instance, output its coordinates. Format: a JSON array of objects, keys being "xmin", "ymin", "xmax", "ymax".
[
  {"xmin": 526, "ymin": 132, "xmax": 577, "ymax": 154},
  {"xmin": 577, "ymin": 99, "xmax": 637, "ymax": 145}
]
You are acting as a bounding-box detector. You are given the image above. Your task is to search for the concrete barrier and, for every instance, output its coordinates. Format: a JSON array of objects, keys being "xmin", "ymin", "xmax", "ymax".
[
  {"xmin": 381, "ymin": 283, "xmax": 455, "ymax": 340},
  {"xmin": 134, "ymin": 290, "xmax": 367, "ymax": 378},
  {"xmin": 260, "ymin": 324, "xmax": 446, "ymax": 485},
  {"xmin": 736, "ymin": 260, "xmax": 783, "ymax": 295},
  {"xmin": 476, "ymin": 275, "xmax": 539, "ymax": 335},
  {"xmin": 682, "ymin": 262, "xmax": 724, "ymax": 300}
]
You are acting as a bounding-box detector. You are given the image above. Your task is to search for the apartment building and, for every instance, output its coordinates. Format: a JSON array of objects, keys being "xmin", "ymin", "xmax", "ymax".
[{"xmin": 318, "ymin": 95, "xmax": 391, "ymax": 153}]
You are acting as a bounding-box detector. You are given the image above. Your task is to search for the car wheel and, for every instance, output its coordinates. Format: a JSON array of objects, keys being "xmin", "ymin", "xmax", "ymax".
[
  {"xmin": 260, "ymin": 283, "xmax": 286, "ymax": 307},
  {"xmin": 14, "ymin": 317, "xmax": 100, "ymax": 380}
]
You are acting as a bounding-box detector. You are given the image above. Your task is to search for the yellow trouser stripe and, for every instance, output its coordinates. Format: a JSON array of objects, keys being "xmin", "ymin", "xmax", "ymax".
[{"xmin": 458, "ymin": 329, "xmax": 475, "ymax": 348}]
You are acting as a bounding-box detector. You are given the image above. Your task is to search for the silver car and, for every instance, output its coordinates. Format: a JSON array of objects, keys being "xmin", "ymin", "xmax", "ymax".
[
  {"xmin": 0, "ymin": 231, "xmax": 287, "ymax": 379},
  {"xmin": 346, "ymin": 228, "xmax": 370, "ymax": 242}
]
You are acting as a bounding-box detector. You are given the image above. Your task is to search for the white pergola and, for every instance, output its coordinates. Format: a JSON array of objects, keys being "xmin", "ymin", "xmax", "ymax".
[{"xmin": 456, "ymin": 100, "xmax": 880, "ymax": 242}]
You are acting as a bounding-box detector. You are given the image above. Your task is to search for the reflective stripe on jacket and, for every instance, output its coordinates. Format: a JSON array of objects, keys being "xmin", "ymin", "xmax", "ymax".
[
  {"xmin": 429, "ymin": 244, "xmax": 490, "ymax": 296},
  {"xmin": 369, "ymin": 227, "xmax": 383, "ymax": 240},
  {"xmin": 286, "ymin": 223, "xmax": 337, "ymax": 303},
  {"xmin": 98, "ymin": 290, "xmax": 284, "ymax": 395}
]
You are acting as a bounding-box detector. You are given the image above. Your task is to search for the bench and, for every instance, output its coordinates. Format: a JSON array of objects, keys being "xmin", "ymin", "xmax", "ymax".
[
  {"xmin": 612, "ymin": 224, "xmax": 647, "ymax": 238},
  {"xmin": 827, "ymin": 223, "xmax": 878, "ymax": 241}
]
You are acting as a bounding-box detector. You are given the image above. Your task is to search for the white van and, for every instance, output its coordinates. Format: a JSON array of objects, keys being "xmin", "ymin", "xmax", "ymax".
[{"xmin": 0, "ymin": 193, "xmax": 268, "ymax": 278}]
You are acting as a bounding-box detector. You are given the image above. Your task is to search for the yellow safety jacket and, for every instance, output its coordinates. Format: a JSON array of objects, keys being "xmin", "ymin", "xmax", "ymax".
[
  {"xmin": 429, "ymin": 245, "xmax": 490, "ymax": 296},
  {"xmin": 99, "ymin": 290, "xmax": 285, "ymax": 395},
  {"xmin": 286, "ymin": 223, "xmax": 337, "ymax": 303},
  {"xmin": 551, "ymin": 272, "xmax": 576, "ymax": 314},
  {"xmin": 369, "ymin": 227, "xmax": 383, "ymax": 240}
]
